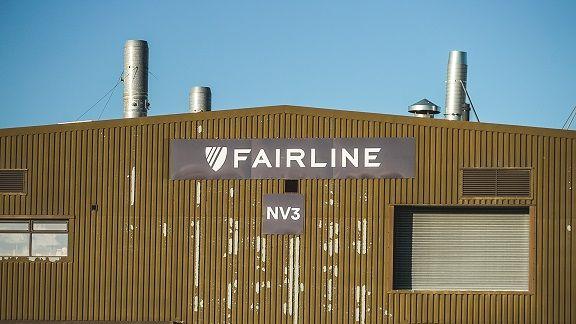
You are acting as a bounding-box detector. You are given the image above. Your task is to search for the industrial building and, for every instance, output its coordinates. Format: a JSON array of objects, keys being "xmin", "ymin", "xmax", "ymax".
[{"xmin": 0, "ymin": 41, "xmax": 574, "ymax": 323}]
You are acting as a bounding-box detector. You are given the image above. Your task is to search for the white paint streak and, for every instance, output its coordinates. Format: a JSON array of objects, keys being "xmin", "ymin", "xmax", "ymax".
[
  {"xmin": 233, "ymin": 220, "xmax": 239, "ymax": 255},
  {"xmin": 228, "ymin": 238, "xmax": 233, "ymax": 255},
  {"xmin": 361, "ymin": 285, "xmax": 366, "ymax": 324},
  {"xmin": 293, "ymin": 236, "xmax": 300, "ymax": 324},
  {"xmin": 352, "ymin": 285, "xmax": 367, "ymax": 323},
  {"xmin": 266, "ymin": 281, "xmax": 271, "ymax": 288},
  {"xmin": 261, "ymin": 238, "xmax": 266, "ymax": 262},
  {"xmin": 227, "ymin": 283, "xmax": 232, "ymax": 309},
  {"xmin": 196, "ymin": 182, "xmax": 201, "ymax": 206},
  {"xmin": 255, "ymin": 283, "xmax": 260, "ymax": 294},
  {"xmin": 288, "ymin": 237, "xmax": 294, "ymax": 316},
  {"xmin": 285, "ymin": 236, "xmax": 301, "ymax": 322},
  {"xmin": 334, "ymin": 238, "xmax": 339, "ymax": 255},
  {"xmin": 324, "ymin": 222, "xmax": 338, "ymax": 257},
  {"xmin": 162, "ymin": 222, "xmax": 167, "ymax": 237},
  {"xmin": 256, "ymin": 236, "xmax": 261, "ymax": 253},
  {"xmin": 318, "ymin": 220, "xmax": 322, "ymax": 228},
  {"xmin": 327, "ymin": 278, "xmax": 332, "ymax": 301},
  {"xmin": 197, "ymin": 125, "xmax": 202, "ymax": 133},
  {"xmin": 328, "ymin": 222, "xmax": 334, "ymax": 256},
  {"xmin": 130, "ymin": 166, "xmax": 135, "ymax": 206},
  {"xmin": 194, "ymin": 220, "xmax": 201, "ymax": 287},
  {"xmin": 362, "ymin": 218, "xmax": 367, "ymax": 254},
  {"xmin": 229, "ymin": 187, "xmax": 234, "ymax": 198},
  {"xmin": 194, "ymin": 296, "xmax": 199, "ymax": 312},
  {"xmin": 334, "ymin": 222, "xmax": 339, "ymax": 255}
]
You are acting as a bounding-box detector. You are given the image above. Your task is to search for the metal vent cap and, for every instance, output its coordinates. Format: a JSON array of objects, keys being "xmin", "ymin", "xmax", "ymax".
[
  {"xmin": 409, "ymin": 99, "xmax": 440, "ymax": 118},
  {"xmin": 189, "ymin": 86, "xmax": 212, "ymax": 113}
]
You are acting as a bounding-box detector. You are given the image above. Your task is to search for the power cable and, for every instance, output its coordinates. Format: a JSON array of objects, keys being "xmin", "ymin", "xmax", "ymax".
[
  {"xmin": 459, "ymin": 80, "xmax": 480, "ymax": 122},
  {"xmin": 75, "ymin": 74, "xmax": 122, "ymax": 121},
  {"xmin": 148, "ymin": 70, "xmax": 159, "ymax": 80},
  {"xmin": 97, "ymin": 81, "xmax": 120, "ymax": 120},
  {"xmin": 561, "ymin": 105, "xmax": 576, "ymax": 130},
  {"xmin": 568, "ymin": 113, "xmax": 576, "ymax": 129}
]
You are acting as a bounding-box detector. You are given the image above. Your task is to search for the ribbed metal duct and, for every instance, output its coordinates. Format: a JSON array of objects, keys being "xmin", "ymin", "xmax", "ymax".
[
  {"xmin": 444, "ymin": 51, "xmax": 468, "ymax": 121},
  {"xmin": 123, "ymin": 40, "xmax": 149, "ymax": 118},
  {"xmin": 394, "ymin": 208, "xmax": 530, "ymax": 291},
  {"xmin": 189, "ymin": 86, "xmax": 211, "ymax": 113}
]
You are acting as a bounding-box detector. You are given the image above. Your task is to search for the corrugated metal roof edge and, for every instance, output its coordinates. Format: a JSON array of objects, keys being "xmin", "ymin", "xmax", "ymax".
[{"xmin": 0, "ymin": 105, "xmax": 575, "ymax": 138}]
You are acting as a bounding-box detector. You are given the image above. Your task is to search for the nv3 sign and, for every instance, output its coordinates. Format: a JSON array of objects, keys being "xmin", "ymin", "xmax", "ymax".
[{"xmin": 262, "ymin": 194, "xmax": 304, "ymax": 235}]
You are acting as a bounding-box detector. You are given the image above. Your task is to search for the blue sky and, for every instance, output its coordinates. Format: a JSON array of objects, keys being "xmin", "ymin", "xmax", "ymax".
[{"xmin": 0, "ymin": 1, "xmax": 575, "ymax": 129}]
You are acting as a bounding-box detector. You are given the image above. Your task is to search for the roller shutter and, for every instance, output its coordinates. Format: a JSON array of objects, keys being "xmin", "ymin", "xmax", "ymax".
[{"xmin": 393, "ymin": 207, "xmax": 530, "ymax": 291}]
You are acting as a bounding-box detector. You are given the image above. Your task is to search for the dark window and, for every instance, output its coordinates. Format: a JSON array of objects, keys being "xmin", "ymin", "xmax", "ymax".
[
  {"xmin": 0, "ymin": 220, "xmax": 68, "ymax": 257},
  {"xmin": 284, "ymin": 179, "xmax": 299, "ymax": 193}
]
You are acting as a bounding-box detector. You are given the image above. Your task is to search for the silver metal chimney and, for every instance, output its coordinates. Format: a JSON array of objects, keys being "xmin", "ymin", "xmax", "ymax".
[
  {"xmin": 444, "ymin": 50, "xmax": 468, "ymax": 121},
  {"xmin": 123, "ymin": 40, "xmax": 149, "ymax": 118},
  {"xmin": 189, "ymin": 86, "xmax": 211, "ymax": 113}
]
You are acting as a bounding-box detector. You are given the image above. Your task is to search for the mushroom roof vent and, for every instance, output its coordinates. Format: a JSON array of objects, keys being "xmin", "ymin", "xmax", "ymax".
[{"xmin": 408, "ymin": 99, "xmax": 440, "ymax": 117}]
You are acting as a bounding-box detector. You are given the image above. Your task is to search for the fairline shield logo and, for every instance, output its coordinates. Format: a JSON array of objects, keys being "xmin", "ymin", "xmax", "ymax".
[{"xmin": 205, "ymin": 146, "xmax": 228, "ymax": 171}]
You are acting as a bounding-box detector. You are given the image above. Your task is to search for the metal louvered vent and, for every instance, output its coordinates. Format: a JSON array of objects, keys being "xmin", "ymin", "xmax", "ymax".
[
  {"xmin": 462, "ymin": 168, "xmax": 531, "ymax": 197},
  {"xmin": 497, "ymin": 169, "xmax": 531, "ymax": 196},
  {"xmin": 0, "ymin": 170, "xmax": 26, "ymax": 193}
]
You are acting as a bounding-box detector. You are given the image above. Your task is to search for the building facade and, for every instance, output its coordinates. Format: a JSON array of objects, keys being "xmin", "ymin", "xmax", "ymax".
[{"xmin": 0, "ymin": 106, "xmax": 575, "ymax": 323}]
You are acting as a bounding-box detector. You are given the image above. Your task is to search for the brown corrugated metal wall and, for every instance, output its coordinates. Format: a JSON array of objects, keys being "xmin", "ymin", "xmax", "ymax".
[{"xmin": 0, "ymin": 106, "xmax": 574, "ymax": 323}]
